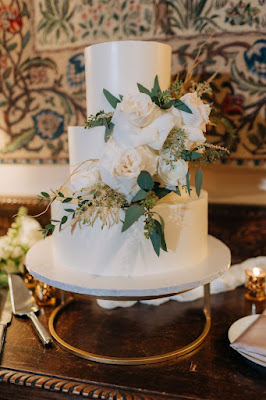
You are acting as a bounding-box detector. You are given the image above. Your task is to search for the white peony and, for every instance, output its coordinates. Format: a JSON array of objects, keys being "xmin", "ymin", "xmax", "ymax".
[
  {"xmin": 71, "ymin": 164, "xmax": 100, "ymax": 196},
  {"xmin": 112, "ymin": 109, "xmax": 175, "ymax": 151},
  {"xmin": 116, "ymin": 93, "xmax": 157, "ymax": 128},
  {"xmin": 157, "ymin": 156, "xmax": 188, "ymax": 187},
  {"xmin": 98, "ymin": 138, "xmax": 158, "ymax": 202},
  {"xmin": 179, "ymin": 91, "xmax": 211, "ymax": 142}
]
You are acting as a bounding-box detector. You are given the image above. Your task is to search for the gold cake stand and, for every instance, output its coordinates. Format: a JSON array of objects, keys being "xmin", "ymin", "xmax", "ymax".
[
  {"xmin": 26, "ymin": 235, "xmax": 230, "ymax": 365},
  {"xmin": 48, "ymin": 284, "xmax": 211, "ymax": 365}
]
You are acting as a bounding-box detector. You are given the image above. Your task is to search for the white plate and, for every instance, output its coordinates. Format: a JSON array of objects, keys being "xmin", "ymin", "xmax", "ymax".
[
  {"xmin": 228, "ymin": 315, "xmax": 266, "ymax": 368},
  {"xmin": 26, "ymin": 235, "xmax": 230, "ymax": 298}
]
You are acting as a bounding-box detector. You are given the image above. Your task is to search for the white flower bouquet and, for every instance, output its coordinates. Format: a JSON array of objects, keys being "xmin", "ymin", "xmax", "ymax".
[
  {"xmin": 0, "ymin": 207, "xmax": 42, "ymax": 287},
  {"xmin": 39, "ymin": 76, "xmax": 229, "ymax": 256}
]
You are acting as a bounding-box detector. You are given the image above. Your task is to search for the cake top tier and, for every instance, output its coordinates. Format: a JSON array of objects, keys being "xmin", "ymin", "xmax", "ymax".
[{"xmin": 84, "ymin": 40, "xmax": 172, "ymax": 115}]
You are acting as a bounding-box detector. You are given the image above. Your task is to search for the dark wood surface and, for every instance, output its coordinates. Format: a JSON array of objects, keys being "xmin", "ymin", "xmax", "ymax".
[
  {"xmin": 0, "ymin": 286, "xmax": 266, "ymax": 400},
  {"xmin": 0, "ymin": 200, "xmax": 265, "ymax": 399}
]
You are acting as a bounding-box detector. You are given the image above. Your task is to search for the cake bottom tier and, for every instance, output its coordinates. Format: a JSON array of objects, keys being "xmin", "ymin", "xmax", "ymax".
[{"xmin": 51, "ymin": 190, "xmax": 208, "ymax": 277}]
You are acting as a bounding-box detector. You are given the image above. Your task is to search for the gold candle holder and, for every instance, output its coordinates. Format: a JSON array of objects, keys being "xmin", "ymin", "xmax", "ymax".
[
  {"xmin": 245, "ymin": 267, "xmax": 266, "ymax": 302},
  {"xmin": 34, "ymin": 281, "xmax": 57, "ymax": 307}
]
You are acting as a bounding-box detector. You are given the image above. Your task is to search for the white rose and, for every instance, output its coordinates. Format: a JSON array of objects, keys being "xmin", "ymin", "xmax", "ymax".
[
  {"xmin": 183, "ymin": 126, "xmax": 206, "ymax": 142},
  {"xmin": 169, "ymin": 106, "xmax": 183, "ymax": 128},
  {"xmin": 98, "ymin": 138, "xmax": 158, "ymax": 202},
  {"xmin": 71, "ymin": 164, "xmax": 100, "ymax": 196},
  {"xmin": 180, "ymin": 91, "xmax": 211, "ymax": 130},
  {"xmin": 116, "ymin": 93, "xmax": 157, "ymax": 128},
  {"xmin": 179, "ymin": 91, "xmax": 211, "ymax": 142},
  {"xmin": 158, "ymin": 156, "xmax": 188, "ymax": 187},
  {"xmin": 112, "ymin": 109, "xmax": 175, "ymax": 151}
]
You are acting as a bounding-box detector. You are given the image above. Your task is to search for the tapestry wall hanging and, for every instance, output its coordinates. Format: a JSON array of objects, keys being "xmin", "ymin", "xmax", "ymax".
[{"xmin": 0, "ymin": 0, "xmax": 265, "ymax": 166}]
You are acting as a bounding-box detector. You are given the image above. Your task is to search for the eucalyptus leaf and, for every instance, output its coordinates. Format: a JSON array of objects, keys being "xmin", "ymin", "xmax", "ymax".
[
  {"xmin": 62, "ymin": 197, "xmax": 72, "ymax": 203},
  {"xmin": 186, "ymin": 170, "xmax": 191, "ymax": 196},
  {"xmin": 154, "ymin": 220, "xmax": 167, "ymax": 252},
  {"xmin": 175, "ymin": 186, "xmax": 181, "ymax": 196},
  {"xmin": 41, "ymin": 191, "xmax": 50, "ymax": 198},
  {"xmin": 149, "ymin": 225, "xmax": 161, "ymax": 257},
  {"xmin": 61, "ymin": 216, "xmax": 68, "ymax": 224},
  {"xmin": 181, "ymin": 150, "xmax": 202, "ymax": 161},
  {"xmin": 153, "ymin": 75, "xmax": 161, "ymax": 94},
  {"xmin": 195, "ymin": 168, "xmax": 203, "ymax": 197},
  {"xmin": 104, "ymin": 121, "xmax": 114, "ymax": 142},
  {"xmin": 153, "ymin": 183, "xmax": 171, "ymax": 199},
  {"xmin": 160, "ymin": 99, "xmax": 175, "ymax": 109},
  {"xmin": 122, "ymin": 205, "xmax": 145, "ymax": 232},
  {"xmin": 137, "ymin": 171, "xmax": 154, "ymax": 191},
  {"xmin": 174, "ymin": 99, "xmax": 192, "ymax": 114},
  {"xmin": 103, "ymin": 89, "xmax": 121, "ymax": 109},
  {"xmin": 131, "ymin": 189, "xmax": 148, "ymax": 202},
  {"xmin": 137, "ymin": 83, "xmax": 151, "ymax": 97}
]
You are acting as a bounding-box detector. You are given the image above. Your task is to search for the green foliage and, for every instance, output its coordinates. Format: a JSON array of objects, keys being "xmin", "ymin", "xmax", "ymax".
[
  {"xmin": 182, "ymin": 150, "xmax": 202, "ymax": 161},
  {"xmin": 131, "ymin": 189, "xmax": 148, "ymax": 202},
  {"xmin": 195, "ymin": 168, "xmax": 203, "ymax": 197},
  {"xmin": 85, "ymin": 110, "xmax": 114, "ymax": 142},
  {"xmin": 162, "ymin": 128, "xmax": 186, "ymax": 163},
  {"xmin": 137, "ymin": 171, "xmax": 154, "ymax": 191},
  {"xmin": 42, "ymin": 224, "xmax": 55, "ymax": 237},
  {"xmin": 137, "ymin": 75, "xmax": 192, "ymax": 113},
  {"xmin": 186, "ymin": 170, "xmax": 191, "ymax": 196},
  {"xmin": 153, "ymin": 182, "xmax": 171, "ymax": 199},
  {"xmin": 149, "ymin": 220, "xmax": 167, "ymax": 257},
  {"xmin": 103, "ymin": 89, "xmax": 121, "ymax": 109},
  {"xmin": 122, "ymin": 204, "xmax": 145, "ymax": 232}
]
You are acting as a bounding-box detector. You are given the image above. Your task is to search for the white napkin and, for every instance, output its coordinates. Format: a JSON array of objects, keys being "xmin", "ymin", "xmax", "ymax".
[
  {"xmin": 97, "ymin": 256, "xmax": 266, "ymax": 309},
  {"xmin": 230, "ymin": 310, "xmax": 266, "ymax": 363}
]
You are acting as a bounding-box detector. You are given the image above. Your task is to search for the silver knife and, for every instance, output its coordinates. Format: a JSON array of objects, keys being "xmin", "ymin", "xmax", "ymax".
[
  {"xmin": 0, "ymin": 290, "xmax": 12, "ymax": 354},
  {"xmin": 8, "ymin": 274, "xmax": 52, "ymax": 346}
]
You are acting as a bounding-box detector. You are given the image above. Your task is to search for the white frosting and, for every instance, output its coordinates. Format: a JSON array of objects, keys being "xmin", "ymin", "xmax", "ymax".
[
  {"xmin": 54, "ymin": 41, "xmax": 209, "ymax": 281},
  {"xmin": 51, "ymin": 190, "xmax": 208, "ymax": 277},
  {"xmin": 68, "ymin": 126, "xmax": 105, "ymax": 173},
  {"xmin": 84, "ymin": 41, "xmax": 172, "ymax": 115}
]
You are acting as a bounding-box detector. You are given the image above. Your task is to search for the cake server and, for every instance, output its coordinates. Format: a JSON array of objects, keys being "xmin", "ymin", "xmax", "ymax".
[
  {"xmin": 0, "ymin": 290, "xmax": 12, "ymax": 355},
  {"xmin": 8, "ymin": 274, "xmax": 52, "ymax": 346}
]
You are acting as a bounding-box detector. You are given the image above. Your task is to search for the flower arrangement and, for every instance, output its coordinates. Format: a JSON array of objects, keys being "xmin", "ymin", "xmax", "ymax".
[
  {"xmin": 39, "ymin": 75, "xmax": 229, "ymax": 256},
  {"xmin": 0, "ymin": 207, "xmax": 42, "ymax": 287}
]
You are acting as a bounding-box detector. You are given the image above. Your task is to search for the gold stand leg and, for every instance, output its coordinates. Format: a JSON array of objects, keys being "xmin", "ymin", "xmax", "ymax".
[{"xmin": 49, "ymin": 283, "xmax": 211, "ymax": 365}]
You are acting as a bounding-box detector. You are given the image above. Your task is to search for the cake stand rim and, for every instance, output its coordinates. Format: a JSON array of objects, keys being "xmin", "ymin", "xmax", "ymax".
[{"xmin": 26, "ymin": 235, "xmax": 231, "ymax": 298}]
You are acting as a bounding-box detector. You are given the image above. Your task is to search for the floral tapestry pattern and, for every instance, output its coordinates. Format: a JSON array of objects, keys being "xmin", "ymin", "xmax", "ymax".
[{"xmin": 0, "ymin": 0, "xmax": 265, "ymax": 166}]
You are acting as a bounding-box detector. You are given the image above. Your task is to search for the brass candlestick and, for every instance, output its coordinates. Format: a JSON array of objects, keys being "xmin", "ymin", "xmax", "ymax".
[{"xmin": 245, "ymin": 267, "xmax": 266, "ymax": 302}]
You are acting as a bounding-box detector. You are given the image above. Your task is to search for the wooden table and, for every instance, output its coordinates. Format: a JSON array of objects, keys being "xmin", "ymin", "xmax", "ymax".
[
  {"xmin": 0, "ymin": 285, "xmax": 265, "ymax": 400},
  {"xmin": 0, "ymin": 202, "xmax": 265, "ymax": 399}
]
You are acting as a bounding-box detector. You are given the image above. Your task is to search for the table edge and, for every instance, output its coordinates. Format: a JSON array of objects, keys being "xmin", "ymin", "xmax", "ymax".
[{"xmin": 0, "ymin": 368, "xmax": 181, "ymax": 400}]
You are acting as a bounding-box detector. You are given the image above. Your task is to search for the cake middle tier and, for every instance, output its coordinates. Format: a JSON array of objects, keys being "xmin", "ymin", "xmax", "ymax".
[
  {"xmin": 51, "ymin": 190, "xmax": 208, "ymax": 277},
  {"xmin": 85, "ymin": 41, "xmax": 172, "ymax": 115}
]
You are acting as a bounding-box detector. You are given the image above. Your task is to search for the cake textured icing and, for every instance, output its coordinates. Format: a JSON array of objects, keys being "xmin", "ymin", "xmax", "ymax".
[{"xmin": 51, "ymin": 40, "xmax": 210, "ymax": 278}]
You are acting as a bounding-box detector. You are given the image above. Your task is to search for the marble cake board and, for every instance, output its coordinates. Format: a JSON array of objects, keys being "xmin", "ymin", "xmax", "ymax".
[{"xmin": 26, "ymin": 235, "xmax": 231, "ymax": 299}]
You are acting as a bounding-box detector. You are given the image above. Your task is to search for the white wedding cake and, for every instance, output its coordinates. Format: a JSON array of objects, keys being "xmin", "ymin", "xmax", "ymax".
[{"xmin": 51, "ymin": 41, "xmax": 210, "ymax": 278}]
